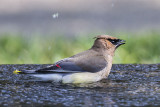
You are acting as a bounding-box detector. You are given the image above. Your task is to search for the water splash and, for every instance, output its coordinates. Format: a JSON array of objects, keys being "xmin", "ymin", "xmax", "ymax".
[{"xmin": 52, "ymin": 13, "xmax": 59, "ymax": 19}]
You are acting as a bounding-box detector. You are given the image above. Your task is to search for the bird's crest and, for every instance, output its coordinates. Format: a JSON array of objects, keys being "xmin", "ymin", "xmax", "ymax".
[{"xmin": 93, "ymin": 35, "xmax": 118, "ymax": 40}]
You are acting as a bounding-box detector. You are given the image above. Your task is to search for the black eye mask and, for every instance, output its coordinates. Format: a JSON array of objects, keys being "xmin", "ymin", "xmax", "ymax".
[{"xmin": 107, "ymin": 39, "xmax": 121, "ymax": 45}]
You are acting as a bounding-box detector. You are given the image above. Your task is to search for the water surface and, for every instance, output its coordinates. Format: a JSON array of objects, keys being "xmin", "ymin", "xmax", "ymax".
[{"xmin": 0, "ymin": 64, "xmax": 160, "ymax": 106}]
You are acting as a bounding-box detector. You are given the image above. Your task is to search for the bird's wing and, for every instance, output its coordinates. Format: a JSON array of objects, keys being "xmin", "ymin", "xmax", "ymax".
[
  {"xmin": 36, "ymin": 50, "xmax": 107, "ymax": 73},
  {"xmin": 36, "ymin": 59, "xmax": 87, "ymax": 73},
  {"xmin": 72, "ymin": 50, "xmax": 107, "ymax": 73}
]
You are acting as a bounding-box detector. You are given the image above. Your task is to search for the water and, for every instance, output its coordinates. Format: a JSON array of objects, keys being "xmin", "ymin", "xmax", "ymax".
[{"xmin": 0, "ymin": 64, "xmax": 160, "ymax": 106}]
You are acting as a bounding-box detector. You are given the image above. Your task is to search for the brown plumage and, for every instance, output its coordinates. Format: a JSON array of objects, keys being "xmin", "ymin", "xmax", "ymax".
[{"xmin": 13, "ymin": 35, "xmax": 125, "ymax": 83}]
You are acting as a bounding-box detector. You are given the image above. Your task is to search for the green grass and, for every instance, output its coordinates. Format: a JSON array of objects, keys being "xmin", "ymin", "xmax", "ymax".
[{"xmin": 0, "ymin": 32, "xmax": 160, "ymax": 64}]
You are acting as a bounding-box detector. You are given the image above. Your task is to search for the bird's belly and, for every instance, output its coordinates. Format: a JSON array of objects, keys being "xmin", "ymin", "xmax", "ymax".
[
  {"xmin": 33, "ymin": 74, "xmax": 63, "ymax": 82},
  {"xmin": 33, "ymin": 72, "xmax": 102, "ymax": 84},
  {"xmin": 62, "ymin": 72, "xmax": 102, "ymax": 83}
]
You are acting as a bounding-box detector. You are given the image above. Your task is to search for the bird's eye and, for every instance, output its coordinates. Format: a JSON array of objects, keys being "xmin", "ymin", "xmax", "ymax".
[{"xmin": 111, "ymin": 40, "xmax": 115, "ymax": 43}]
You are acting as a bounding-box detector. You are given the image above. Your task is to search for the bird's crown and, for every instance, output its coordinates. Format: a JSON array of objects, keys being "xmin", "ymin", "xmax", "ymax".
[{"xmin": 94, "ymin": 35, "xmax": 118, "ymax": 40}]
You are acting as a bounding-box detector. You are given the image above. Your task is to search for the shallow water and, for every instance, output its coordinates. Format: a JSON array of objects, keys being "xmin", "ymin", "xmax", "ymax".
[{"xmin": 0, "ymin": 64, "xmax": 160, "ymax": 106}]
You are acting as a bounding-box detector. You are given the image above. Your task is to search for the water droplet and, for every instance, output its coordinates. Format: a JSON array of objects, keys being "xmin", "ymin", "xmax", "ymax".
[
  {"xmin": 52, "ymin": 13, "xmax": 59, "ymax": 19},
  {"xmin": 111, "ymin": 3, "xmax": 114, "ymax": 7}
]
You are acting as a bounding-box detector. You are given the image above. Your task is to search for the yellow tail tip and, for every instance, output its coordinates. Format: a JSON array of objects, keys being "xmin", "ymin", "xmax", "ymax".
[{"xmin": 13, "ymin": 70, "xmax": 22, "ymax": 74}]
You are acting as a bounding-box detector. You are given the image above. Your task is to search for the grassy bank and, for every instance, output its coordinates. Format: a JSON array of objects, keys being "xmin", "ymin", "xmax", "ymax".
[{"xmin": 0, "ymin": 33, "xmax": 160, "ymax": 64}]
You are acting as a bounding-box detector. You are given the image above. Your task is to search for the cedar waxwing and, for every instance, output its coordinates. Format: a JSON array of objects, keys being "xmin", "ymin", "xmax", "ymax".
[{"xmin": 13, "ymin": 35, "xmax": 125, "ymax": 83}]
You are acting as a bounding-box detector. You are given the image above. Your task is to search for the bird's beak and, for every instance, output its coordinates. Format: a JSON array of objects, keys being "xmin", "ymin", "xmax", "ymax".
[{"xmin": 116, "ymin": 39, "xmax": 126, "ymax": 48}]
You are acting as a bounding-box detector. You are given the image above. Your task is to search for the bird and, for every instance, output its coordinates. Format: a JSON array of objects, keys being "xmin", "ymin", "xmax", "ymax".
[{"xmin": 13, "ymin": 35, "xmax": 125, "ymax": 84}]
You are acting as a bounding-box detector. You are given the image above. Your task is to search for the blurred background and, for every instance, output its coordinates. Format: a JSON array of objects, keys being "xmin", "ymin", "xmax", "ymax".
[{"xmin": 0, "ymin": 0, "xmax": 160, "ymax": 64}]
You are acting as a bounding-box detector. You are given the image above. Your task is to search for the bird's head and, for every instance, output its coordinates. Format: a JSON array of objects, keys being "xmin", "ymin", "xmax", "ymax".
[{"xmin": 92, "ymin": 35, "xmax": 125, "ymax": 55}]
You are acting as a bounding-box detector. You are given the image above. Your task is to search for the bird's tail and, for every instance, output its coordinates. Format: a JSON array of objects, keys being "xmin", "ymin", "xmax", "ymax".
[
  {"xmin": 13, "ymin": 70, "xmax": 36, "ymax": 74},
  {"xmin": 13, "ymin": 69, "xmax": 63, "ymax": 82},
  {"xmin": 13, "ymin": 69, "xmax": 81, "ymax": 75}
]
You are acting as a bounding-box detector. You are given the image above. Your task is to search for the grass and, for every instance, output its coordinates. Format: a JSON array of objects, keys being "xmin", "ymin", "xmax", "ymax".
[{"xmin": 0, "ymin": 32, "xmax": 160, "ymax": 64}]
